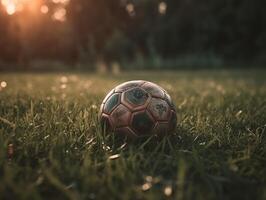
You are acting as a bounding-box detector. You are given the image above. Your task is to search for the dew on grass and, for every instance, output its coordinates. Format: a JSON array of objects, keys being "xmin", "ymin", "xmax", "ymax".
[
  {"xmin": 91, "ymin": 105, "xmax": 97, "ymax": 109},
  {"xmin": 142, "ymin": 182, "xmax": 152, "ymax": 191},
  {"xmin": 108, "ymin": 154, "xmax": 120, "ymax": 160},
  {"xmin": 199, "ymin": 142, "xmax": 206, "ymax": 146},
  {"xmin": 44, "ymin": 135, "xmax": 50, "ymax": 140},
  {"xmin": 102, "ymin": 142, "xmax": 111, "ymax": 151},
  {"xmin": 118, "ymin": 143, "xmax": 127, "ymax": 150},
  {"xmin": 235, "ymin": 110, "xmax": 243, "ymax": 118},
  {"xmin": 145, "ymin": 176, "xmax": 153, "ymax": 183},
  {"xmin": 86, "ymin": 138, "xmax": 94, "ymax": 145}
]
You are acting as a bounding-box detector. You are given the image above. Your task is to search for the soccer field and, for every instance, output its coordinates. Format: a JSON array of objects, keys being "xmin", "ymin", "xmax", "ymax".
[{"xmin": 0, "ymin": 70, "xmax": 266, "ymax": 200}]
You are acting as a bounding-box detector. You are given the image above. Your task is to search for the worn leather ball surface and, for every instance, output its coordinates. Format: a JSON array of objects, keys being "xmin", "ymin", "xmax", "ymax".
[{"xmin": 99, "ymin": 80, "xmax": 177, "ymax": 137}]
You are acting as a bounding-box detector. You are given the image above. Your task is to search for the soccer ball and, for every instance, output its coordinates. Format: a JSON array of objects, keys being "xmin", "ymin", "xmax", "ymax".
[{"xmin": 99, "ymin": 80, "xmax": 177, "ymax": 137}]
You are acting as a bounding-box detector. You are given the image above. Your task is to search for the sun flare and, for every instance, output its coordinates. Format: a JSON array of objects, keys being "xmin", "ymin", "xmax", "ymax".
[
  {"xmin": 1, "ymin": 0, "xmax": 30, "ymax": 15},
  {"xmin": 1, "ymin": 0, "xmax": 68, "ymax": 21}
]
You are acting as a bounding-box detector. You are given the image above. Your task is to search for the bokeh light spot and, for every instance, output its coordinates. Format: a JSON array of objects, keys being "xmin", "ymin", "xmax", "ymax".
[
  {"xmin": 0, "ymin": 81, "xmax": 7, "ymax": 88},
  {"xmin": 6, "ymin": 3, "xmax": 15, "ymax": 15},
  {"xmin": 60, "ymin": 84, "xmax": 67, "ymax": 89},
  {"xmin": 52, "ymin": 7, "xmax": 66, "ymax": 22},
  {"xmin": 40, "ymin": 5, "xmax": 49, "ymax": 14},
  {"xmin": 159, "ymin": 2, "xmax": 167, "ymax": 15},
  {"xmin": 126, "ymin": 3, "xmax": 135, "ymax": 17},
  {"xmin": 60, "ymin": 76, "xmax": 68, "ymax": 83}
]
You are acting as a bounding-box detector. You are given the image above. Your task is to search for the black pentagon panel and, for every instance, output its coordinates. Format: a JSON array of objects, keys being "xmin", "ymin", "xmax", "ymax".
[
  {"xmin": 147, "ymin": 98, "xmax": 170, "ymax": 121},
  {"xmin": 124, "ymin": 88, "xmax": 149, "ymax": 106},
  {"xmin": 115, "ymin": 80, "xmax": 145, "ymax": 92},
  {"xmin": 165, "ymin": 92, "xmax": 176, "ymax": 112},
  {"xmin": 131, "ymin": 111, "xmax": 155, "ymax": 135},
  {"xmin": 141, "ymin": 82, "xmax": 165, "ymax": 98},
  {"xmin": 103, "ymin": 93, "xmax": 120, "ymax": 114}
]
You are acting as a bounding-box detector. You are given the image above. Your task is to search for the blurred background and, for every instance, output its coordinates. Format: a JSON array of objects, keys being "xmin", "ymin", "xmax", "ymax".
[{"xmin": 0, "ymin": 0, "xmax": 265, "ymax": 71}]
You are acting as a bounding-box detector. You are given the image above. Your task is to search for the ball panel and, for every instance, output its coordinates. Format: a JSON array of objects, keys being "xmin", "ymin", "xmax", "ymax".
[
  {"xmin": 141, "ymin": 82, "xmax": 165, "ymax": 98},
  {"xmin": 115, "ymin": 127, "xmax": 137, "ymax": 138},
  {"xmin": 147, "ymin": 98, "xmax": 171, "ymax": 121},
  {"xmin": 131, "ymin": 111, "xmax": 155, "ymax": 135},
  {"xmin": 153, "ymin": 122, "xmax": 169, "ymax": 136},
  {"xmin": 100, "ymin": 80, "xmax": 177, "ymax": 137},
  {"xmin": 100, "ymin": 113, "xmax": 113, "ymax": 131},
  {"xmin": 115, "ymin": 80, "xmax": 146, "ymax": 92},
  {"xmin": 124, "ymin": 87, "xmax": 149, "ymax": 106},
  {"xmin": 103, "ymin": 93, "xmax": 121, "ymax": 114},
  {"xmin": 121, "ymin": 88, "xmax": 151, "ymax": 111},
  {"xmin": 164, "ymin": 92, "xmax": 176, "ymax": 112},
  {"xmin": 110, "ymin": 104, "xmax": 131, "ymax": 128},
  {"xmin": 102, "ymin": 89, "xmax": 115, "ymax": 104}
]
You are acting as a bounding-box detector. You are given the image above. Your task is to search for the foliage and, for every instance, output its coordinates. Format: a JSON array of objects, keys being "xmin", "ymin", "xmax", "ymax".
[{"xmin": 0, "ymin": 0, "xmax": 266, "ymax": 68}]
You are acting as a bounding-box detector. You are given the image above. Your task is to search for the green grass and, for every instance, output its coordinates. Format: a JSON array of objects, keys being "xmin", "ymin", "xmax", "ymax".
[{"xmin": 0, "ymin": 70, "xmax": 266, "ymax": 200}]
